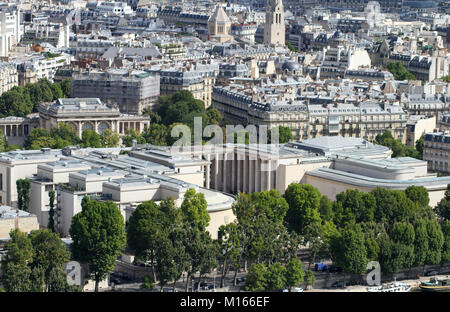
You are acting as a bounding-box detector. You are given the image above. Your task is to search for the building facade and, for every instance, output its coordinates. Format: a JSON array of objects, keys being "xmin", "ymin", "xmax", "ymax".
[
  {"xmin": 71, "ymin": 70, "xmax": 160, "ymax": 114},
  {"xmin": 264, "ymin": 0, "xmax": 285, "ymax": 46}
]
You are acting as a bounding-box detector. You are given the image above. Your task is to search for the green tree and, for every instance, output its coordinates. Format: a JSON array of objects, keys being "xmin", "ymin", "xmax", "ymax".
[
  {"xmin": 16, "ymin": 178, "xmax": 31, "ymax": 212},
  {"xmin": 378, "ymin": 234, "xmax": 414, "ymax": 274},
  {"xmin": 154, "ymin": 234, "xmax": 178, "ymax": 291},
  {"xmin": 142, "ymin": 123, "xmax": 169, "ymax": 146},
  {"xmin": 442, "ymin": 220, "xmax": 450, "ymax": 264},
  {"xmin": 60, "ymin": 78, "xmax": 71, "ymax": 97},
  {"xmin": 265, "ymin": 262, "xmax": 287, "ymax": 291},
  {"xmin": 268, "ymin": 126, "xmax": 293, "ymax": 144},
  {"xmin": 205, "ymin": 107, "xmax": 222, "ymax": 125},
  {"xmin": 415, "ymin": 134, "xmax": 424, "ymax": 158},
  {"xmin": 303, "ymin": 270, "xmax": 316, "ymax": 290},
  {"xmin": 50, "ymin": 123, "xmax": 80, "ymax": 146},
  {"xmin": 336, "ymin": 189, "xmax": 376, "ymax": 223},
  {"xmin": 414, "ymin": 219, "xmax": 429, "ymax": 267},
  {"xmin": 330, "ymin": 224, "xmax": 367, "ymax": 275},
  {"xmin": 180, "ymin": 188, "xmax": 210, "ymax": 231},
  {"xmin": 319, "ymin": 195, "xmax": 334, "ymax": 222},
  {"xmin": 1, "ymin": 229, "xmax": 33, "ymax": 292},
  {"xmin": 140, "ymin": 275, "xmax": 155, "ymax": 291},
  {"xmin": 390, "ymin": 222, "xmax": 415, "ymax": 246},
  {"xmin": 436, "ymin": 184, "xmax": 450, "ymax": 221},
  {"xmin": 48, "ymin": 189, "xmax": 55, "ymax": 232},
  {"xmin": 121, "ymin": 129, "xmax": 146, "ymax": 147},
  {"xmin": 426, "ymin": 219, "xmax": 444, "ymax": 265},
  {"xmin": 244, "ymin": 263, "xmax": 267, "ymax": 291},
  {"xmin": 126, "ymin": 200, "xmax": 163, "ymax": 282},
  {"xmin": 286, "ymin": 41, "xmax": 298, "ymax": 52},
  {"xmin": 100, "ymin": 129, "xmax": 119, "ymax": 147},
  {"xmin": 217, "ymin": 223, "xmax": 241, "ymax": 288},
  {"xmin": 405, "ymin": 186, "xmax": 429, "ymax": 209},
  {"xmin": 81, "ymin": 130, "xmax": 101, "ymax": 148},
  {"xmin": 386, "ymin": 61, "xmax": 416, "ymax": 80},
  {"xmin": 69, "ymin": 197, "xmax": 126, "ymax": 292},
  {"xmin": 284, "ymin": 258, "xmax": 305, "ymax": 292},
  {"xmin": 29, "ymin": 229, "xmax": 71, "ymax": 292},
  {"xmin": 284, "ymin": 183, "xmax": 322, "ymax": 235}
]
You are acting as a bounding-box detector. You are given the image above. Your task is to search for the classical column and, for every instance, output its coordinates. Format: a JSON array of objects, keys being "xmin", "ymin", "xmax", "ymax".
[
  {"xmin": 237, "ymin": 153, "xmax": 241, "ymax": 193},
  {"xmin": 249, "ymin": 156, "xmax": 254, "ymax": 193},
  {"xmin": 222, "ymin": 153, "xmax": 227, "ymax": 193},
  {"xmin": 266, "ymin": 160, "xmax": 271, "ymax": 190},
  {"xmin": 205, "ymin": 154, "xmax": 211, "ymax": 189},
  {"xmin": 231, "ymin": 152, "xmax": 236, "ymax": 193},
  {"xmin": 243, "ymin": 153, "xmax": 248, "ymax": 193},
  {"xmin": 255, "ymin": 158, "xmax": 260, "ymax": 192}
]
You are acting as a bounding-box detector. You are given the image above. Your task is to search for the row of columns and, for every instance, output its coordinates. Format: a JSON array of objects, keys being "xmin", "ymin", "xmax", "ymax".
[
  {"xmin": 118, "ymin": 121, "xmax": 143, "ymax": 134},
  {"xmin": 1, "ymin": 124, "xmax": 26, "ymax": 137},
  {"xmin": 72, "ymin": 120, "xmax": 146, "ymax": 137},
  {"xmin": 209, "ymin": 151, "xmax": 276, "ymax": 194}
]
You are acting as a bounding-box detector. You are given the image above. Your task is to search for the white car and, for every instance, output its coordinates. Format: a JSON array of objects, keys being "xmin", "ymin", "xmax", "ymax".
[{"xmin": 282, "ymin": 287, "xmax": 303, "ymax": 292}]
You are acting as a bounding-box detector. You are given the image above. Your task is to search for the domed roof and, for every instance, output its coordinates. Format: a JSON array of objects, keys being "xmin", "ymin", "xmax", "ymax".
[{"xmin": 282, "ymin": 60, "xmax": 301, "ymax": 71}]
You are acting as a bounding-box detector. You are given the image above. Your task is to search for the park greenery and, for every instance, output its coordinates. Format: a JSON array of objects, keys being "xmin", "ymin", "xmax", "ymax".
[
  {"xmin": 24, "ymin": 123, "xmax": 120, "ymax": 150},
  {"xmin": 16, "ymin": 178, "xmax": 31, "ymax": 212},
  {"xmin": 386, "ymin": 62, "xmax": 416, "ymax": 81},
  {"xmin": 124, "ymin": 182, "xmax": 450, "ymax": 291},
  {"xmin": 1, "ymin": 229, "xmax": 75, "ymax": 292},
  {"xmin": 69, "ymin": 196, "xmax": 127, "ymax": 292},
  {"xmin": 0, "ymin": 78, "xmax": 71, "ymax": 118},
  {"xmin": 375, "ymin": 131, "xmax": 423, "ymax": 159},
  {"xmin": 2, "ymin": 181, "xmax": 450, "ymax": 292},
  {"xmin": 122, "ymin": 90, "xmax": 294, "ymax": 147}
]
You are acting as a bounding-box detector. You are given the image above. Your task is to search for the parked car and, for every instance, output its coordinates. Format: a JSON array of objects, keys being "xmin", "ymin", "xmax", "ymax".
[
  {"xmin": 328, "ymin": 266, "xmax": 343, "ymax": 273},
  {"xmin": 236, "ymin": 277, "xmax": 245, "ymax": 284},
  {"xmin": 282, "ymin": 287, "xmax": 304, "ymax": 292},
  {"xmin": 207, "ymin": 285, "xmax": 215, "ymax": 290},
  {"xmin": 331, "ymin": 281, "xmax": 345, "ymax": 289},
  {"xmin": 194, "ymin": 282, "xmax": 208, "ymax": 289},
  {"xmin": 314, "ymin": 262, "xmax": 329, "ymax": 272},
  {"xmin": 425, "ymin": 270, "xmax": 438, "ymax": 276}
]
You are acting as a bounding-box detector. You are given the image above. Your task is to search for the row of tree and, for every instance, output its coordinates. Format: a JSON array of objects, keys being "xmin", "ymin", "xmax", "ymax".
[
  {"xmin": 24, "ymin": 123, "xmax": 120, "ymax": 150},
  {"xmin": 127, "ymin": 189, "xmax": 217, "ymax": 292},
  {"xmin": 1, "ymin": 229, "xmax": 78, "ymax": 292},
  {"xmin": 6, "ymin": 182, "xmax": 449, "ymax": 292},
  {"xmin": 283, "ymin": 183, "xmax": 450, "ymax": 277},
  {"xmin": 386, "ymin": 62, "xmax": 416, "ymax": 81},
  {"xmin": 375, "ymin": 131, "xmax": 423, "ymax": 159},
  {"xmin": 0, "ymin": 78, "xmax": 71, "ymax": 118},
  {"xmin": 122, "ymin": 90, "xmax": 293, "ymax": 147},
  {"xmin": 244, "ymin": 260, "xmax": 315, "ymax": 292}
]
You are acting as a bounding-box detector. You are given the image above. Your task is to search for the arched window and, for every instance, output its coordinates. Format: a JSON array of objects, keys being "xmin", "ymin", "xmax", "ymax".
[
  {"xmin": 97, "ymin": 121, "xmax": 110, "ymax": 135},
  {"xmin": 82, "ymin": 122, "xmax": 94, "ymax": 132}
]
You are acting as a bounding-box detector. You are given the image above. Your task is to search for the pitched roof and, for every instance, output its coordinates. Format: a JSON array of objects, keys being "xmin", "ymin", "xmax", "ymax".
[{"xmin": 209, "ymin": 6, "xmax": 231, "ymax": 24}]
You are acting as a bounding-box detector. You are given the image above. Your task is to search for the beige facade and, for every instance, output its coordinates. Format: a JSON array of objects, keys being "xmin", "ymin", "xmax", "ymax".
[
  {"xmin": 406, "ymin": 115, "xmax": 436, "ymax": 146},
  {"xmin": 423, "ymin": 131, "xmax": 450, "ymax": 174},
  {"xmin": 264, "ymin": 0, "xmax": 285, "ymax": 46},
  {"xmin": 213, "ymin": 84, "xmax": 408, "ymax": 143},
  {"xmin": 0, "ymin": 149, "xmax": 62, "ymax": 206},
  {"xmin": 0, "ymin": 63, "xmax": 18, "ymax": 95},
  {"xmin": 305, "ymin": 156, "xmax": 450, "ymax": 208},
  {"xmin": 208, "ymin": 6, "xmax": 232, "ymax": 43},
  {"xmin": 0, "ymin": 206, "xmax": 39, "ymax": 239},
  {"xmin": 39, "ymin": 98, "xmax": 150, "ymax": 138}
]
